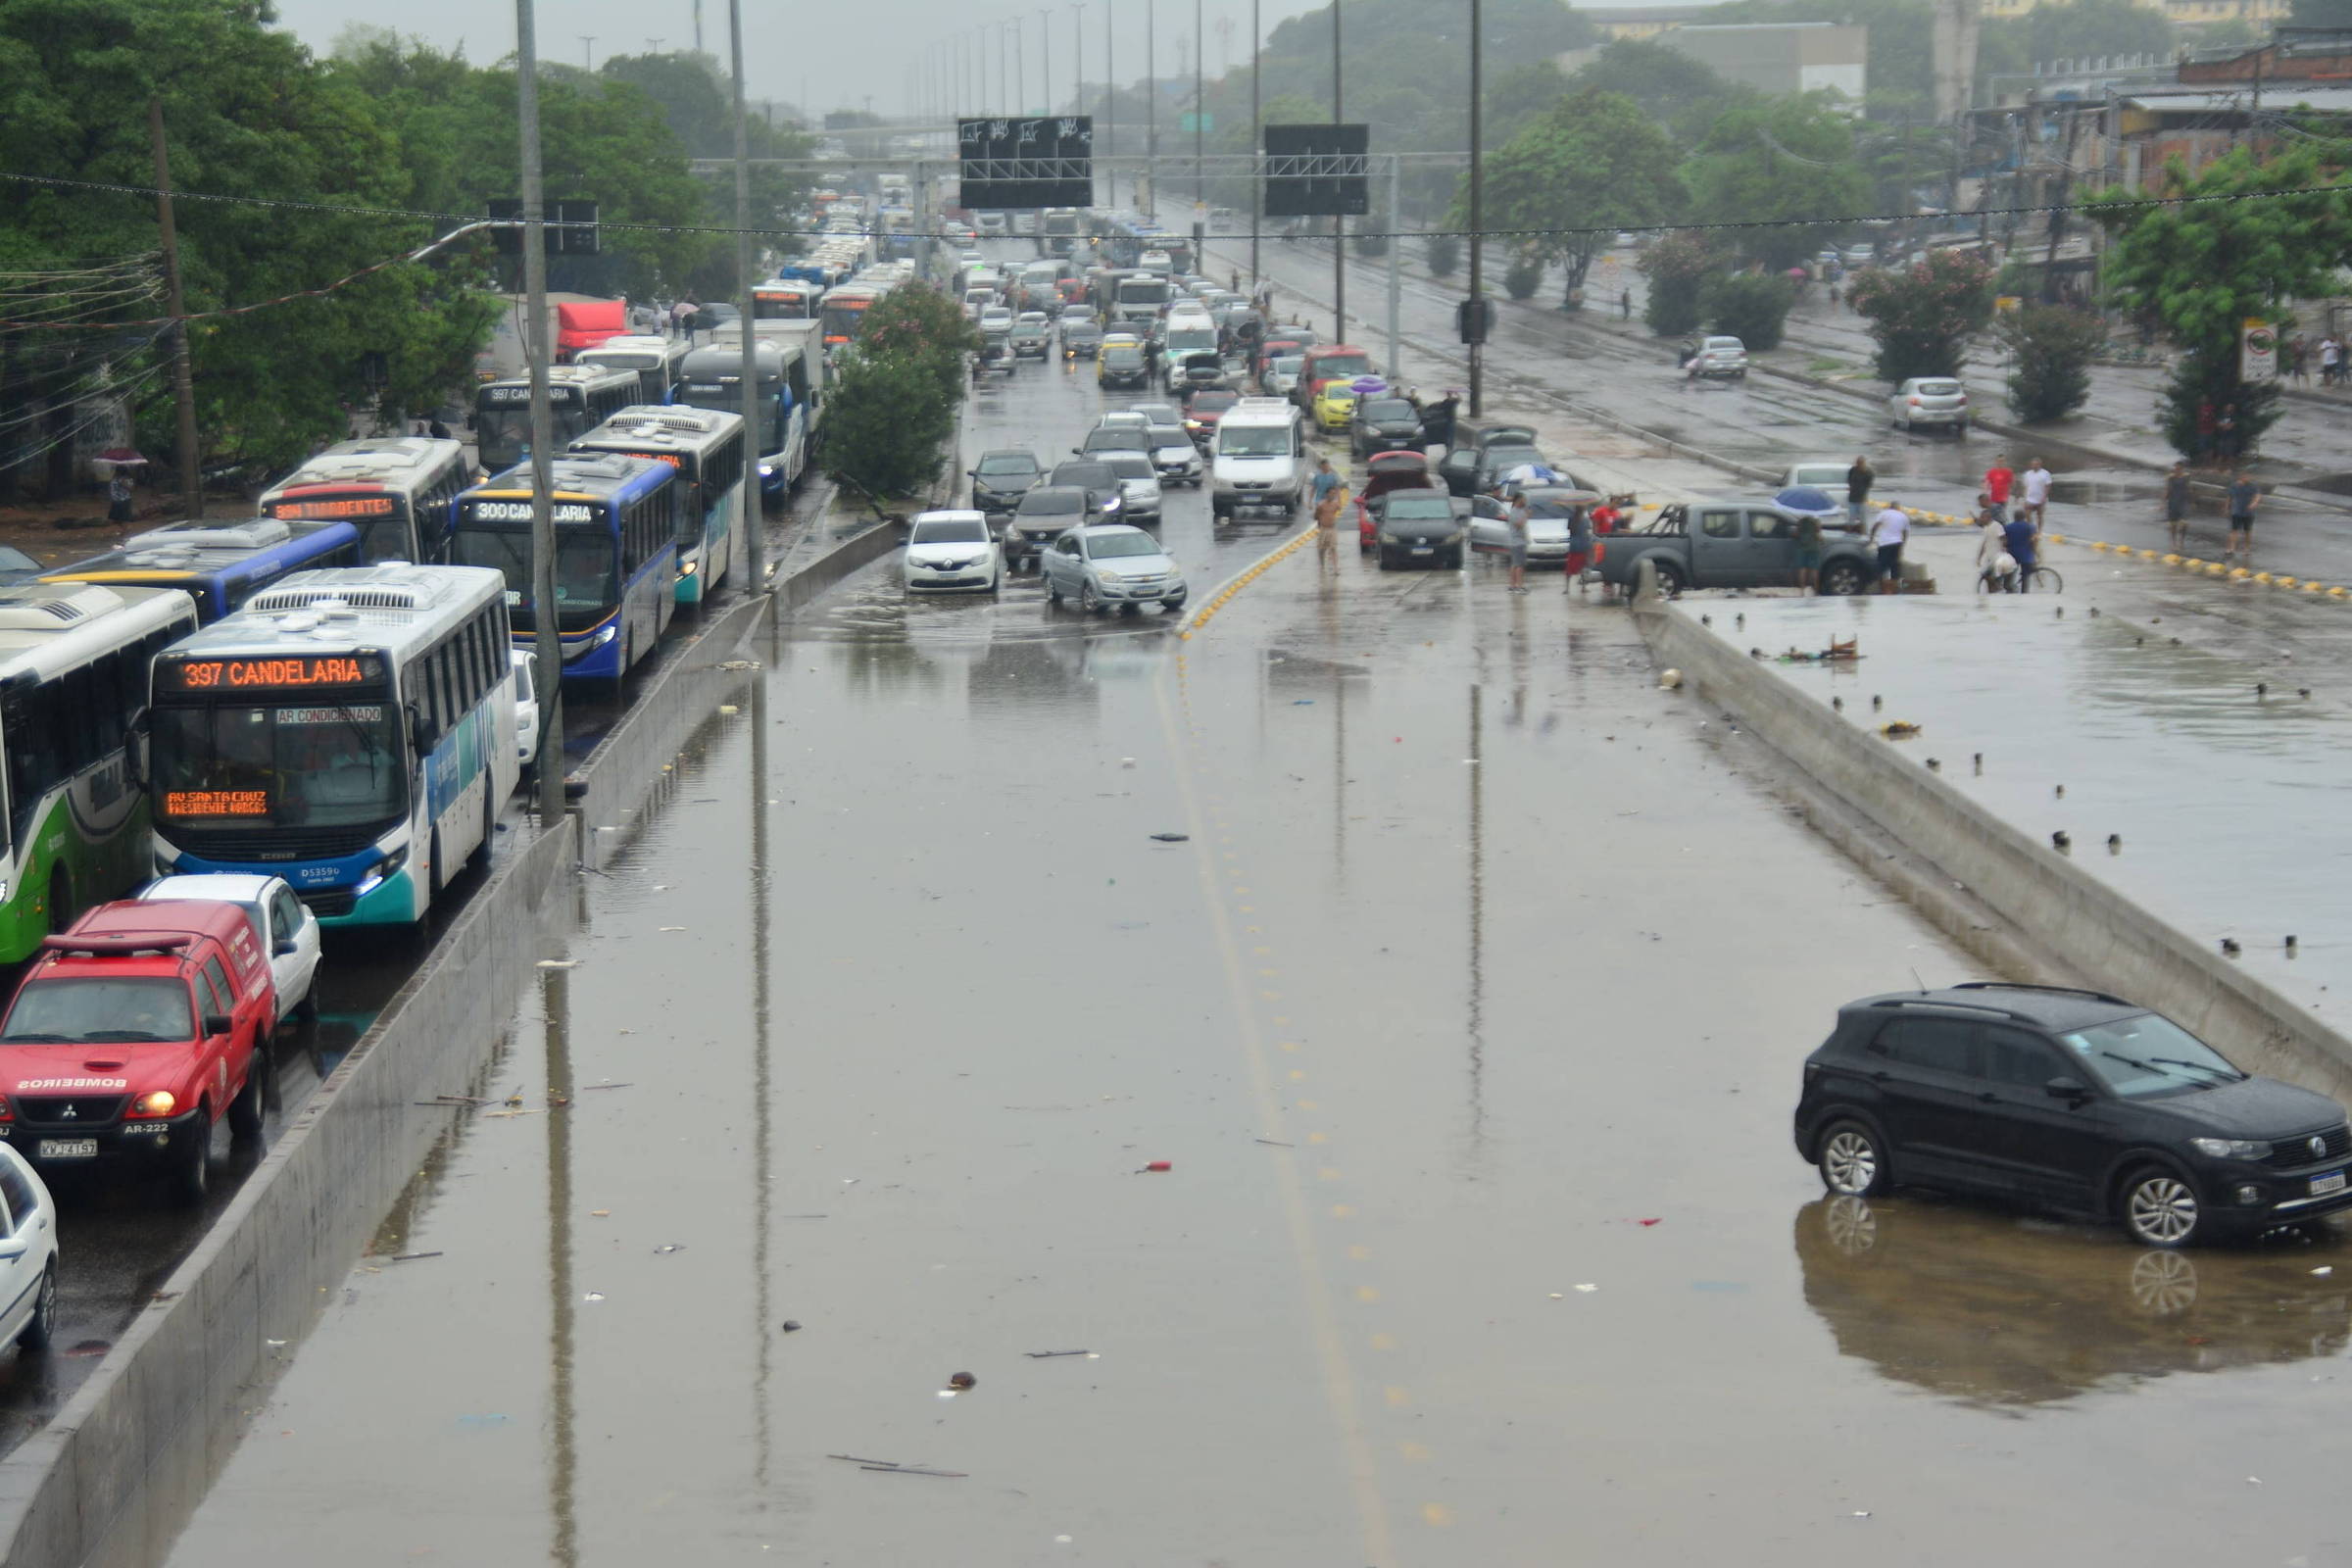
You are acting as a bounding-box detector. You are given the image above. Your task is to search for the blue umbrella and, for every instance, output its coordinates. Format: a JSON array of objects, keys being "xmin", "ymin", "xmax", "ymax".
[{"xmin": 1776, "ymin": 485, "xmax": 1839, "ymax": 515}]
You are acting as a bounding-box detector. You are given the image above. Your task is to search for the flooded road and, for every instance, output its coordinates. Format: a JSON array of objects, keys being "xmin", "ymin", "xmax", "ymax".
[{"xmin": 131, "ymin": 324, "xmax": 2352, "ymax": 1568}]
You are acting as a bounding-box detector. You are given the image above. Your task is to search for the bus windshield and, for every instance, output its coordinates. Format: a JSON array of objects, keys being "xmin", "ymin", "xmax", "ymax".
[
  {"xmin": 448, "ymin": 523, "xmax": 618, "ymax": 630},
  {"xmin": 821, "ymin": 303, "xmax": 871, "ymax": 342},
  {"xmin": 1115, "ymin": 280, "xmax": 1171, "ymax": 306},
  {"xmin": 1165, "ymin": 325, "xmax": 1216, "ymax": 356},
  {"xmin": 152, "ymin": 700, "xmax": 406, "ymax": 830},
  {"xmin": 475, "ymin": 397, "xmax": 597, "ymax": 471}
]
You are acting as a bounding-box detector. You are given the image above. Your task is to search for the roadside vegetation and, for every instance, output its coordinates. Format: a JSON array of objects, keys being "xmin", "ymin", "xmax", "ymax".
[{"xmin": 821, "ymin": 289, "xmax": 978, "ymax": 503}]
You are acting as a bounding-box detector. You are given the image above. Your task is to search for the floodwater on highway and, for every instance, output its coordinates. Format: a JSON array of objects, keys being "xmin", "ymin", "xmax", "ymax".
[
  {"xmin": 1708, "ymin": 593, "xmax": 2352, "ymax": 1035},
  {"xmin": 152, "ymin": 547, "xmax": 2352, "ymax": 1568}
]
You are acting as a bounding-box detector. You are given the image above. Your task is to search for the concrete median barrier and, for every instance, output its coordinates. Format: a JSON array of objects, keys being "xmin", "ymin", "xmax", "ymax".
[{"xmin": 1632, "ymin": 596, "xmax": 2352, "ymax": 1101}]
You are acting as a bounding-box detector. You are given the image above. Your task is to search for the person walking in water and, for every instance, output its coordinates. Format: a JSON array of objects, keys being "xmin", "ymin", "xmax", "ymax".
[
  {"xmin": 1844, "ymin": 456, "xmax": 1874, "ymax": 532},
  {"xmin": 2164, "ymin": 460, "xmax": 2193, "ymax": 553},
  {"xmin": 1504, "ymin": 488, "xmax": 1532, "ymax": 593},
  {"xmin": 1311, "ymin": 458, "xmax": 1346, "ymax": 558},
  {"xmin": 1869, "ymin": 501, "xmax": 1909, "ymax": 594}
]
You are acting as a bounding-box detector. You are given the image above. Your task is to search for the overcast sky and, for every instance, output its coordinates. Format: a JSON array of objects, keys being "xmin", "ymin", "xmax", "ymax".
[{"xmin": 269, "ymin": 0, "xmax": 1415, "ymax": 121}]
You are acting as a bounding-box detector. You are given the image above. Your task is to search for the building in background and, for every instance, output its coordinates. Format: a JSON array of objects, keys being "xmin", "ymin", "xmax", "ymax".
[{"xmin": 1566, "ymin": 16, "xmax": 1868, "ymax": 100}]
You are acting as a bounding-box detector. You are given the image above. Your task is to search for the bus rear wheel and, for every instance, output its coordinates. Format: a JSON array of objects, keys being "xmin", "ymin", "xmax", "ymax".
[{"xmin": 44, "ymin": 868, "xmax": 71, "ymax": 934}]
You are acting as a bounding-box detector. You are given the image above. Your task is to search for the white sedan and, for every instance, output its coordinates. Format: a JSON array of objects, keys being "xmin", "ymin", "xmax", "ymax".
[
  {"xmin": 902, "ymin": 511, "xmax": 1004, "ymax": 594},
  {"xmin": 133, "ymin": 873, "xmax": 322, "ymax": 1025},
  {"xmin": 0, "ymin": 1146, "xmax": 57, "ymax": 1355}
]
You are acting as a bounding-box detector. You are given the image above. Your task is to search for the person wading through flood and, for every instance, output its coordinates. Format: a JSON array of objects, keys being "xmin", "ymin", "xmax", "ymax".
[{"xmin": 1311, "ymin": 457, "xmax": 1347, "ymax": 559}]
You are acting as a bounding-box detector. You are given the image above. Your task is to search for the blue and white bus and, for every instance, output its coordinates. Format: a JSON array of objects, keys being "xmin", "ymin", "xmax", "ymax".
[
  {"xmin": 674, "ymin": 338, "xmax": 812, "ymax": 499},
  {"xmin": 145, "ymin": 566, "xmax": 519, "ymax": 927},
  {"xmin": 256, "ymin": 437, "xmax": 471, "ymax": 564},
  {"xmin": 43, "ymin": 517, "xmax": 364, "ymax": 623},
  {"xmin": 568, "ymin": 406, "xmax": 748, "ymax": 605},
  {"xmin": 448, "ymin": 455, "xmax": 678, "ymax": 683}
]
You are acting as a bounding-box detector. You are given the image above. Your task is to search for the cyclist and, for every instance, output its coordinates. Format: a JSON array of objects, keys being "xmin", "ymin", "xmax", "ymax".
[{"xmin": 2002, "ymin": 507, "xmax": 2041, "ymax": 594}]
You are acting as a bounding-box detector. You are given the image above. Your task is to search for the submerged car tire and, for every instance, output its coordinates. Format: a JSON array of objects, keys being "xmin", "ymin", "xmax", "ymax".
[
  {"xmin": 1045, "ymin": 572, "xmax": 1063, "ymax": 606},
  {"xmin": 18, "ymin": 1263, "xmax": 55, "ymax": 1351},
  {"xmin": 1080, "ymin": 581, "xmax": 1103, "ymax": 614},
  {"xmin": 1820, "ymin": 560, "xmax": 1869, "ymax": 597},
  {"xmin": 2120, "ymin": 1165, "xmax": 2204, "ymax": 1248},
  {"xmin": 175, "ymin": 1120, "xmax": 212, "ymax": 1206},
  {"xmin": 227, "ymin": 1052, "xmax": 265, "ymax": 1142},
  {"xmin": 1815, "ymin": 1120, "xmax": 1888, "ymax": 1198}
]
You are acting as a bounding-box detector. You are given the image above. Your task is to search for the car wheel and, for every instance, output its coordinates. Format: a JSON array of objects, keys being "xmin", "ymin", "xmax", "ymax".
[
  {"xmin": 1080, "ymin": 581, "xmax": 1102, "ymax": 614},
  {"xmin": 175, "ymin": 1119, "xmax": 212, "ymax": 1205},
  {"xmin": 18, "ymin": 1262, "xmax": 55, "ymax": 1352},
  {"xmin": 1816, "ymin": 1120, "xmax": 1888, "ymax": 1197},
  {"xmin": 2120, "ymin": 1166, "xmax": 2203, "ymax": 1248},
  {"xmin": 226, "ymin": 1050, "xmax": 265, "ymax": 1143},
  {"xmin": 1820, "ymin": 559, "xmax": 1868, "ymax": 597},
  {"xmin": 1045, "ymin": 572, "xmax": 1063, "ymax": 606},
  {"xmin": 1162, "ymin": 590, "xmax": 1187, "ymax": 612},
  {"xmin": 988, "ymin": 569, "xmax": 1002, "ymax": 595},
  {"xmin": 1646, "ymin": 559, "xmax": 1687, "ymax": 595}
]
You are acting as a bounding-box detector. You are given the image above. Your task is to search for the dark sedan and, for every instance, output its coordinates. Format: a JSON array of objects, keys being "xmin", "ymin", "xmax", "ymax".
[
  {"xmin": 1349, "ymin": 396, "xmax": 1425, "ymax": 459},
  {"xmin": 967, "ymin": 449, "xmax": 1043, "ymax": 520},
  {"xmin": 1004, "ymin": 485, "xmax": 1099, "ymax": 571},
  {"xmin": 1794, "ymin": 982, "xmax": 2352, "ymax": 1248},
  {"xmin": 1367, "ymin": 490, "xmax": 1466, "ymax": 570}
]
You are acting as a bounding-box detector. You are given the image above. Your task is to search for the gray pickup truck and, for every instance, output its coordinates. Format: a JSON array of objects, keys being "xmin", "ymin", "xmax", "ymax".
[{"xmin": 1599, "ymin": 499, "xmax": 1877, "ymax": 596}]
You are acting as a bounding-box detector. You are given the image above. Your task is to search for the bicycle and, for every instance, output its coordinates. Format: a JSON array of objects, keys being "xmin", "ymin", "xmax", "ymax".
[{"xmin": 1975, "ymin": 563, "xmax": 2063, "ymax": 595}]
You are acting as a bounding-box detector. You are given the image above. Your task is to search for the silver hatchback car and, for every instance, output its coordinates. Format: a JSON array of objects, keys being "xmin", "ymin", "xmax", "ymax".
[
  {"xmin": 1040, "ymin": 524, "xmax": 1189, "ymax": 614},
  {"xmin": 1890, "ymin": 376, "xmax": 1970, "ymax": 433}
]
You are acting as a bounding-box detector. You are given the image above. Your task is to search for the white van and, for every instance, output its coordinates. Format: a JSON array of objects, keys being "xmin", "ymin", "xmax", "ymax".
[
  {"xmin": 1159, "ymin": 309, "xmax": 1220, "ymax": 390},
  {"xmin": 1211, "ymin": 398, "xmax": 1306, "ymax": 518}
]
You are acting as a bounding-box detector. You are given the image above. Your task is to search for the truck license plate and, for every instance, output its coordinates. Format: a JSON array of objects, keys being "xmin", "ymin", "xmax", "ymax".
[
  {"xmin": 2312, "ymin": 1171, "xmax": 2346, "ymax": 1198},
  {"xmin": 37, "ymin": 1139, "xmax": 96, "ymax": 1160}
]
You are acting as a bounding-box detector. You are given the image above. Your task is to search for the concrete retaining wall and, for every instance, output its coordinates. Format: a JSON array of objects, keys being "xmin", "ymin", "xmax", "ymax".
[
  {"xmin": 0, "ymin": 814, "xmax": 580, "ymax": 1568},
  {"xmin": 0, "ymin": 582, "xmax": 797, "ymax": 1568},
  {"xmin": 1634, "ymin": 596, "xmax": 2352, "ymax": 1100}
]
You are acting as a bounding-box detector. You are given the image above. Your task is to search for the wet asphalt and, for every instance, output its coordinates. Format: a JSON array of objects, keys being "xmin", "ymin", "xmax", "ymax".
[{"xmin": 147, "ymin": 325, "xmax": 2352, "ymax": 1568}]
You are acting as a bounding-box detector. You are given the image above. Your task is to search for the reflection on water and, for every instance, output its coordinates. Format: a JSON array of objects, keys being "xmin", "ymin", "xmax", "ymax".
[{"xmin": 1795, "ymin": 1197, "xmax": 2352, "ymax": 1408}]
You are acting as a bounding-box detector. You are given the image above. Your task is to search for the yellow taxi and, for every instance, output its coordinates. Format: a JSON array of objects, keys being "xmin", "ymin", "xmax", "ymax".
[
  {"xmin": 1097, "ymin": 332, "xmax": 1151, "ymax": 390},
  {"xmin": 1311, "ymin": 377, "xmax": 1370, "ymax": 432}
]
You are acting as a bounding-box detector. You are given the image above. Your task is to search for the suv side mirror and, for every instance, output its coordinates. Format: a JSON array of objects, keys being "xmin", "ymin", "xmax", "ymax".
[
  {"xmin": 2044, "ymin": 1074, "xmax": 2089, "ymax": 1101},
  {"xmin": 204, "ymin": 1013, "xmax": 232, "ymax": 1038}
]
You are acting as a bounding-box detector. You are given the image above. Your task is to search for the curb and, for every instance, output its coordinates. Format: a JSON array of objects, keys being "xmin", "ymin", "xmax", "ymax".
[{"xmin": 2043, "ymin": 531, "xmax": 2352, "ymax": 598}]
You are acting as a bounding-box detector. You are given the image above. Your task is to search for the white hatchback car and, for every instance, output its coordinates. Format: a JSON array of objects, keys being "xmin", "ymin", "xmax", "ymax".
[
  {"xmin": 133, "ymin": 873, "xmax": 322, "ymax": 1025},
  {"xmin": 902, "ymin": 510, "xmax": 1004, "ymax": 594},
  {"xmin": 511, "ymin": 648, "xmax": 543, "ymax": 766},
  {"xmin": 0, "ymin": 1146, "xmax": 57, "ymax": 1355},
  {"xmin": 1890, "ymin": 376, "xmax": 1970, "ymax": 433}
]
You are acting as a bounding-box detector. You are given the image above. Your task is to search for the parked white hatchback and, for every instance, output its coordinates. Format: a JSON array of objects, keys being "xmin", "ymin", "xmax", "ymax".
[
  {"xmin": 901, "ymin": 510, "xmax": 1004, "ymax": 594},
  {"xmin": 132, "ymin": 873, "xmax": 322, "ymax": 1025},
  {"xmin": 0, "ymin": 1147, "xmax": 57, "ymax": 1354},
  {"xmin": 1890, "ymin": 376, "xmax": 1970, "ymax": 433}
]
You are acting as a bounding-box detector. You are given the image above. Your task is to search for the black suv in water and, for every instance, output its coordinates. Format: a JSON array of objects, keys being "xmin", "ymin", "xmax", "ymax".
[{"xmin": 1793, "ymin": 983, "xmax": 2352, "ymax": 1247}]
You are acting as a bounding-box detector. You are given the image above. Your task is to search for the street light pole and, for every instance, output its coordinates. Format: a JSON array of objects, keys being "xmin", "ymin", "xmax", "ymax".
[
  {"xmin": 729, "ymin": 0, "xmax": 765, "ymax": 595},
  {"xmin": 514, "ymin": 0, "xmax": 566, "ymax": 830},
  {"xmin": 1332, "ymin": 0, "xmax": 1345, "ymax": 344},
  {"xmin": 580, "ymin": 34, "xmax": 595, "ymax": 70},
  {"xmin": 1250, "ymin": 0, "xmax": 1260, "ymax": 287},
  {"xmin": 1014, "ymin": 15, "xmax": 1026, "ymax": 114},
  {"xmin": 1146, "ymin": 0, "xmax": 1158, "ymax": 215},
  {"xmin": 1468, "ymin": 0, "xmax": 1485, "ymax": 418},
  {"xmin": 1041, "ymin": 9, "xmax": 1053, "ymax": 111}
]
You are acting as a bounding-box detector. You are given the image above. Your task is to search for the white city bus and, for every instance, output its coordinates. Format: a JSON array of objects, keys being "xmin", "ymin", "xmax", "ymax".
[
  {"xmin": 257, "ymin": 437, "xmax": 472, "ymax": 564},
  {"xmin": 575, "ymin": 334, "xmax": 691, "ymax": 406},
  {"xmin": 146, "ymin": 566, "xmax": 519, "ymax": 927},
  {"xmin": 568, "ymin": 406, "xmax": 749, "ymax": 605}
]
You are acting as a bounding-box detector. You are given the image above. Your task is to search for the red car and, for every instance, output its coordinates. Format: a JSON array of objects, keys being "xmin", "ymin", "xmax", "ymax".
[
  {"xmin": 1354, "ymin": 451, "xmax": 1440, "ymax": 552},
  {"xmin": 1183, "ymin": 387, "xmax": 1241, "ymax": 449},
  {"xmin": 1298, "ymin": 344, "xmax": 1376, "ymax": 410},
  {"xmin": 0, "ymin": 900, "xmax": 275, "ymax": 1202}
]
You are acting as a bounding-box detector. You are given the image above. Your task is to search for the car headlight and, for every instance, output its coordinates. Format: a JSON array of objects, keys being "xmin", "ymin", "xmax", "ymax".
[
  {"xmin": 132, "ymin": 1091, "xmax": 176, "ymax": 1117},
  {"xmin": 1095, "ymin": 567, "xmax": 1120, "ymax": 584},
  {"xmin": 2190, "ymin": 1137, "xmax": 2272, "ymax": 1160}
]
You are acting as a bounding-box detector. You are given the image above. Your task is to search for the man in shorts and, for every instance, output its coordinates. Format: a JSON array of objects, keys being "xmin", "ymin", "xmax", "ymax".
[
  {"xmin": 2227, "ymin": 469, "xmax": 2261, "ymax": 561},
  {"xmin": 2164, "ymin": 460, "xmax": 2192, "ymax": 552},
  {"xmin": 1311, "ymin": 458, "xmax": 1345, "ymax": 556},
  {"xmin": 1504, "ymin": 488, "xmax": 1531, "ymax": 592},
  {"xmin": 1869, "ymin": 502, "xmax": 1910, "ymax": 594},
  {"xmin": 1793, "ymin": 510, "xmax": 1824, "ymax": 595},
  {"xmin": 1563, "ymin": 503, "xmax": 1594, "ymax": 594},
  {"xmin": 2019, "ymin": 458, "xmax": 2053, "ymax": 528}
]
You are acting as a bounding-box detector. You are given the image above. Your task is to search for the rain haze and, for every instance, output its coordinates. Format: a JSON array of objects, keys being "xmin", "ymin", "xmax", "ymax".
[{"xmin": 267, "ymin": 0, "xmax": 1415, "ymax": 121}]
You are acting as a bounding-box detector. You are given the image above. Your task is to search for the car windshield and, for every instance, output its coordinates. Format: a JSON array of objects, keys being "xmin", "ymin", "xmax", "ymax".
[
  {"xmin": 152, "ymin": 700, "xmax": 407, "ymax": 830},
  {"xmin": 1361, "ymin": 399, "xmax": 1416, "ymax": 422},
  {"xmin": 1085, "ymin": 430, "xmax": 1148, "ymax": 451},
  {"xmin": 3, "ymin": 976, "xmax": 194, "ymax": 1044},
  {"xmin": 1191, "ymin": 391, "xmax": 1239, "ymax": 414},
  {"xmin": 977, "ymin": 455, "xmax": 1038, "ymax": 477},
  {"xmin": 1312, "ymin": 354, "xmax": 1373, "ymax": 380},
  {"xmin": 2058, "ymin": 1013, "xmax": 2246, "ymax": 1098},
  {"xmin": 1021, "ymin": 491, "xmax": 1085, "ymax": 514},
  {"xmin": 1271, "ymin": 358, "xmax": 1303, "ymax": 376},
  {"xmin": 910, "ymin": 517, "xmax": 989, "ymax": 544},
  {"xmin": 1219, "ymin": 426, "xmax": 1293, "ymax": 457},
  {"xmin": 1087, "ymin": 533, "xmax": 1161, "ymax": 560},
  {"xmin": 1149, "ymin": 426, "xmax": 1189, "ymax": 447},
  {"xmin": 1104, "ymin": 455, "xmax": 1154, "ymax": 479},
  {"xmin": 1104, "ymin": 347, "xmax": 1144, "ymax": 366},
  {"xmin": 1790, "ymin": 465, "xmax": 1846, "ymax": 488},
  {"xmin": 1386, "ymin": 496, "xmax": 1453, "ymax": 519}
]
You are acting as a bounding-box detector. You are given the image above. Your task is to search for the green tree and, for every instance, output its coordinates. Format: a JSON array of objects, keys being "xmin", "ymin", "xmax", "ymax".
[
  {"xmin": 1702, "ymin": 272, "xmax": 1797, "ymax": 350},
  {"xmin": 1640, "ymin": 231, "xmax": 1718, "ymax": 337},
  {"xmin": 1450, "ymin": 89, "xmax": 1680, "ymax": 310},
  {"xmin": 1501, "ymin": 252, "xmax": 1544, "ymax": 301},
  {"xmin": 1564, "ymin": 39, "xmax": 1742, "ymax": 144},
  {"xmin": 1679, "ymin": 94, "xmax": 1869, "ymax": 270},
  {"xmin": 1846, "ymin": 249, "xmax": 1996, "ymax": 381},
  {"xmin": 2086, "ymin": 144, "xmax": 2352, "ymax": 460},
  {"xmin": 1999, "ymin": 304, "xmax": 2105, "ymax": 423},
  {"xmin": 1486, "ymin": 60, "xmax": 1570, "ymax": 147},
  {"xmin": 1425, "ymin": 232, "xmax": 1460, "ymax": 277},
  {"xmin": 822, "ymin": 288, "xmax": 975, "ymax": 500},
  {"xmin": 0, "ymin": 1, "xmax": 495, "ymax": 490}
]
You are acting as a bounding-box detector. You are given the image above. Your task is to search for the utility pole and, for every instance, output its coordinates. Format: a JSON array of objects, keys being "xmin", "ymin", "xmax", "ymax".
[
  {"xmin": 514, "ymin": 0, "xmax": 566, "ymax": 829},
  {"xmin": 1386, "ymin": 154, "xmax": 1401, "ymax": 385},
  {"xmin": 730, "ymin": 0, "xmax": 765, "ymax": 593},
  {"xmin": 1195, "ymin": 0, "xmax": 1204, "ymax": 209},
  {"xmin": 1105, "ymin": 6, "xmax": 1115, "ymax": 172},
  {"xmin": 1332, "ymin": 0, "xmax": 1346, "ymax": 344},
  {"xmin": 146, "ymin": 99, "xmax": 202, "ymax": 521},
  {"xmin": 1041, "ymin": 9, "xmax": 1054, "ymax": 111},
  {"xmin": 1468, "ymin": 0, "xmax": 1485, "ymax": 417},
  {"xmin": 580, "ymin": 35, "xmax": 596, "ymax": 70},
  {"xmin": 1147, "ymin": 0, "xmax": 1158, "ymax": 215},
  {"xmin": 1250, "ymin": 0, "xmax": 1261, "ymax": 286},
  {"xmin": 1015, "ymin": 15, "xmax": 1026, "ymax": 114},
  {"xmin": 1073, "ymin": 4, "xmax": 1086, "ymax": 137},
  {"xmin": 693, "ymin": 0, "xmax": 704, "ymax": 56}
]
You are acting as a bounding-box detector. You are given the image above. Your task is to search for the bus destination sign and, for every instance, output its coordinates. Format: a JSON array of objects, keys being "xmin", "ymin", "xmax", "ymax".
[
  {"xmin": 270, "ymin": 497, "xmax": 396, "ymax": 520},
  {"xmin": 164, "ymin": 657, "xmax": 377, "ymax": 691}
]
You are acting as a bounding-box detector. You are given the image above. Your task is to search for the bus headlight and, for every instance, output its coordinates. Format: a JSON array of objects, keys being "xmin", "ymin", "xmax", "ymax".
[
  {"xmin": 758, "ymin": 463, "xmax": 775, "ymax": 477},
  {"xmin": 356, "ymin": 847, "xmax": 409, "ymax": 897},
  {"xmin": 592, "ymin": 625, "xmax": 618, "ymax": 648},
  {"xmin": 677, "ymin": 559, "xmax": 700, "ymax": 576}
]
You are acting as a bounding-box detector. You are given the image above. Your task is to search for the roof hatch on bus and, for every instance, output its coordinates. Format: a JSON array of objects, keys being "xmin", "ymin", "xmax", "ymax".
[
  {"xmin": 122, "ymin": 519, "xmax": 294, "ymax": 555},
  {"xmin": 0, "ymin": 583, "xmax": 131, "ymax": 630}
]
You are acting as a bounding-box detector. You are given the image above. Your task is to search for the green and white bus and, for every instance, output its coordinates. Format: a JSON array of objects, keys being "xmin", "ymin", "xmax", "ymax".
[{"xmin": 0, "ymin": 583, "xmax": 200, "ymax": 960}]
